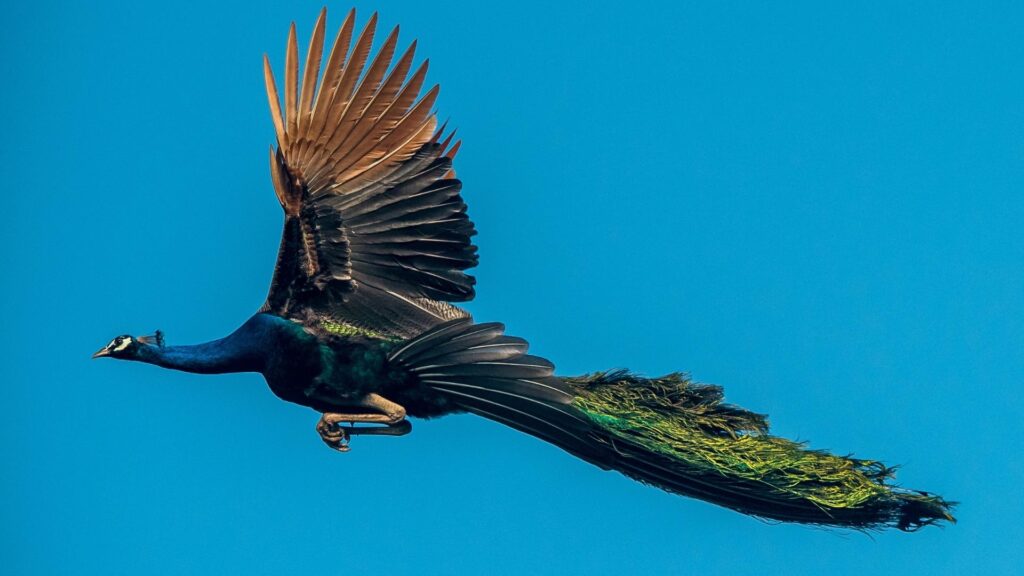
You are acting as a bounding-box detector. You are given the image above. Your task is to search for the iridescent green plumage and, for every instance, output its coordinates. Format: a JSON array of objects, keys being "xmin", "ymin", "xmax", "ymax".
[
  {"xmin": 322, "ymin": 320, "xmax": 398, "ymax": 342},
  {"xmin": 568, "ymin": 371, "xmax": 954, "ymax": 530}
]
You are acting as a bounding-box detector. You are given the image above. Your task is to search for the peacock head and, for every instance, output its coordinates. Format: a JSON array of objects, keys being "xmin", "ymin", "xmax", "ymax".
[{"xmin": 92, "ymin": 331, "xmax": 164, "ymax": 359}]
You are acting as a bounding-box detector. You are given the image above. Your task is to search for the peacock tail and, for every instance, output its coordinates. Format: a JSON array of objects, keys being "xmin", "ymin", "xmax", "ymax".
[
  {"xmin": 567, "ymin": 371, "xmax": 954, "ymax": 531},
  {"xmin": 389, "ymin": 319, "xmax": 955, "ymax": 531}
]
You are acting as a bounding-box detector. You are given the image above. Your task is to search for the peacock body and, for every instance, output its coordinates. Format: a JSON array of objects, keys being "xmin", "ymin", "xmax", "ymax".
[{"xmin": 94, "ymin": 7, "xmax": 954, "ymax": 532}]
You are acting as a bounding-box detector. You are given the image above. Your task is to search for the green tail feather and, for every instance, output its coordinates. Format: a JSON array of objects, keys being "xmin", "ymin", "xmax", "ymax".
[{"xmin": 567, "ymin": 371, "xmax": 955, "ymax": 531}]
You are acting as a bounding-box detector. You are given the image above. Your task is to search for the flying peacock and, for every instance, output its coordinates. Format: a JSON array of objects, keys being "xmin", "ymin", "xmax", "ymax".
[{"xmin": 94, "ymin": 7, "xmax": 954, "ymax": 531}]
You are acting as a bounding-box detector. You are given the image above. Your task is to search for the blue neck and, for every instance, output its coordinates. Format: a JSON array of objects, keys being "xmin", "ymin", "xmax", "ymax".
[{"xmin": 133, "ymin": 315, "xmax": 283, "ymax": 374}]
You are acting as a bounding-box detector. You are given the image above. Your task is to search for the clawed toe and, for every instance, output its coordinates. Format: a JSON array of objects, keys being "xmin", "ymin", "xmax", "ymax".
[{"xmin": 316, "ymin": 418, "xmax": 351, "ymax": 452}]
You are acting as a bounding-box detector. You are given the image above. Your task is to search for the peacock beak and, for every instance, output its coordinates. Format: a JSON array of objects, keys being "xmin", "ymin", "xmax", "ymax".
[{"xmin": 92, "ymin": 347, "xmax": 111, "ymax": 359}]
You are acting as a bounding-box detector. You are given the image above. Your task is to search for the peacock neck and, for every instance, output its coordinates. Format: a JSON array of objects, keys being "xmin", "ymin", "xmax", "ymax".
[
  {"xmin": 135, "ymin": 340, "xmax": 256, "ymax": 374},
  {"xmin": 134, "ymin": 315, "xmax": 282, "ymax": 374}
]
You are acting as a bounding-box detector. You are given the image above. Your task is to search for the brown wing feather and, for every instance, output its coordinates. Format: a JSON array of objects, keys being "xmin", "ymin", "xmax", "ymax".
[
  {"xmin": 284, "ymin": 24, "xmax": 299, "ymax": 140},
  {"xmin": 303, "ymin": 8, "xmax": 356, "ymax": 163},
  {"xmin": 296, "ymin": 10, "xmax": 326, "ymax": 137}
]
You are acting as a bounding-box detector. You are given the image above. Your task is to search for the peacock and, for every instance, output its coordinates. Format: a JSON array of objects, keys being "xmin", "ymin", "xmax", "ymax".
[{"xmin": 94, "ymin": 7, "xmax": 954, "ymax": 532}]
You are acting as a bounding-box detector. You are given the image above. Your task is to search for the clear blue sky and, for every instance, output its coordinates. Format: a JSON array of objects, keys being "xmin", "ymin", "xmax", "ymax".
[{"xmin": 2, "ymin": 1, "xmax": 1021, "ymax": 574}]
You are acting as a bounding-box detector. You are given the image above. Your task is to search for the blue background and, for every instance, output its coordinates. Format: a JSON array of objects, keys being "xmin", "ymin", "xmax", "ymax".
[{"xmin": 3, "ymin": 1, "xmax": 1021, "ymax": 574}]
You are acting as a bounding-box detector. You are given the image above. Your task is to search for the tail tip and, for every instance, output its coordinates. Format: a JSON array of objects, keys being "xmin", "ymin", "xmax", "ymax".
[{"xmin": 896, "ymin": 492, "xmax": 957, "ymax": 532}]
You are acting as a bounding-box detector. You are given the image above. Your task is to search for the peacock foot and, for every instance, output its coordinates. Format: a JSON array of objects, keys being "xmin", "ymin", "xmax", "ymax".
[{"xmin": 316, "ymin": 416, "xmax": 351, "ymax": 453}]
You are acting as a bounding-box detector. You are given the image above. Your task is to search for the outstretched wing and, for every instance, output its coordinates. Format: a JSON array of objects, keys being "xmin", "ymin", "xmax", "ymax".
[{"xmin": 260, "ymin": 8, "xmax": 477, "ymax": 338}]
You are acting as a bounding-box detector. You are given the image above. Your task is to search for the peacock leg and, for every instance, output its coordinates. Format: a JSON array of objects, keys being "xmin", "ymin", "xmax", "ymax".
[
  {"xmin": 339, "ymin": 420, "xmax": 412, "ymax": 438},
  {"xmin": 315, "ymin": 393, "xmax": 408, "ymax": 452}
]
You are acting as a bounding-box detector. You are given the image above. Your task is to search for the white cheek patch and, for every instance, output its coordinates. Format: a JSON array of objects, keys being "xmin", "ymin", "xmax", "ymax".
[{"xmin": 112, "ymin": 337, "xmax": 133, "ymax": 352}]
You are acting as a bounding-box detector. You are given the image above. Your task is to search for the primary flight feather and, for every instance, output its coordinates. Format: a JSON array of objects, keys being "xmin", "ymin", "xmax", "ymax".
[{"xmin": 94, "ymin": 7, "xmax": 954, "ymax": 532}]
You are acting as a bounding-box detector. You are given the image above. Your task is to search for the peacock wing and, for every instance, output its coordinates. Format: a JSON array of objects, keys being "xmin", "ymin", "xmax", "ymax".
[{"xmin": 259, "ymin": 8, "xmax": 477, "ymax": 338}]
